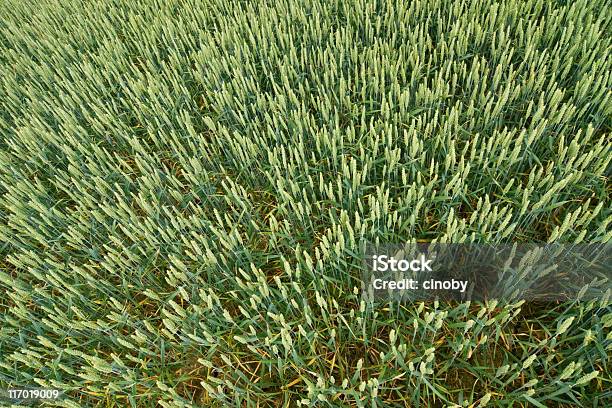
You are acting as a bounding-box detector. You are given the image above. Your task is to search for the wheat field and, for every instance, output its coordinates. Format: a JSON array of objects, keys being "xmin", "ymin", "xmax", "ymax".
[{"xmin": 0, "ymin": 0, "xmax": 610, "ymax": 406}]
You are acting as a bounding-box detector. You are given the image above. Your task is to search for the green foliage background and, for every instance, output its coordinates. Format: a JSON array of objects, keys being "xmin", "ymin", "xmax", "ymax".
[{"xmin": 0, "ymin": 0, "xmax": 610, "ymax": 406}]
